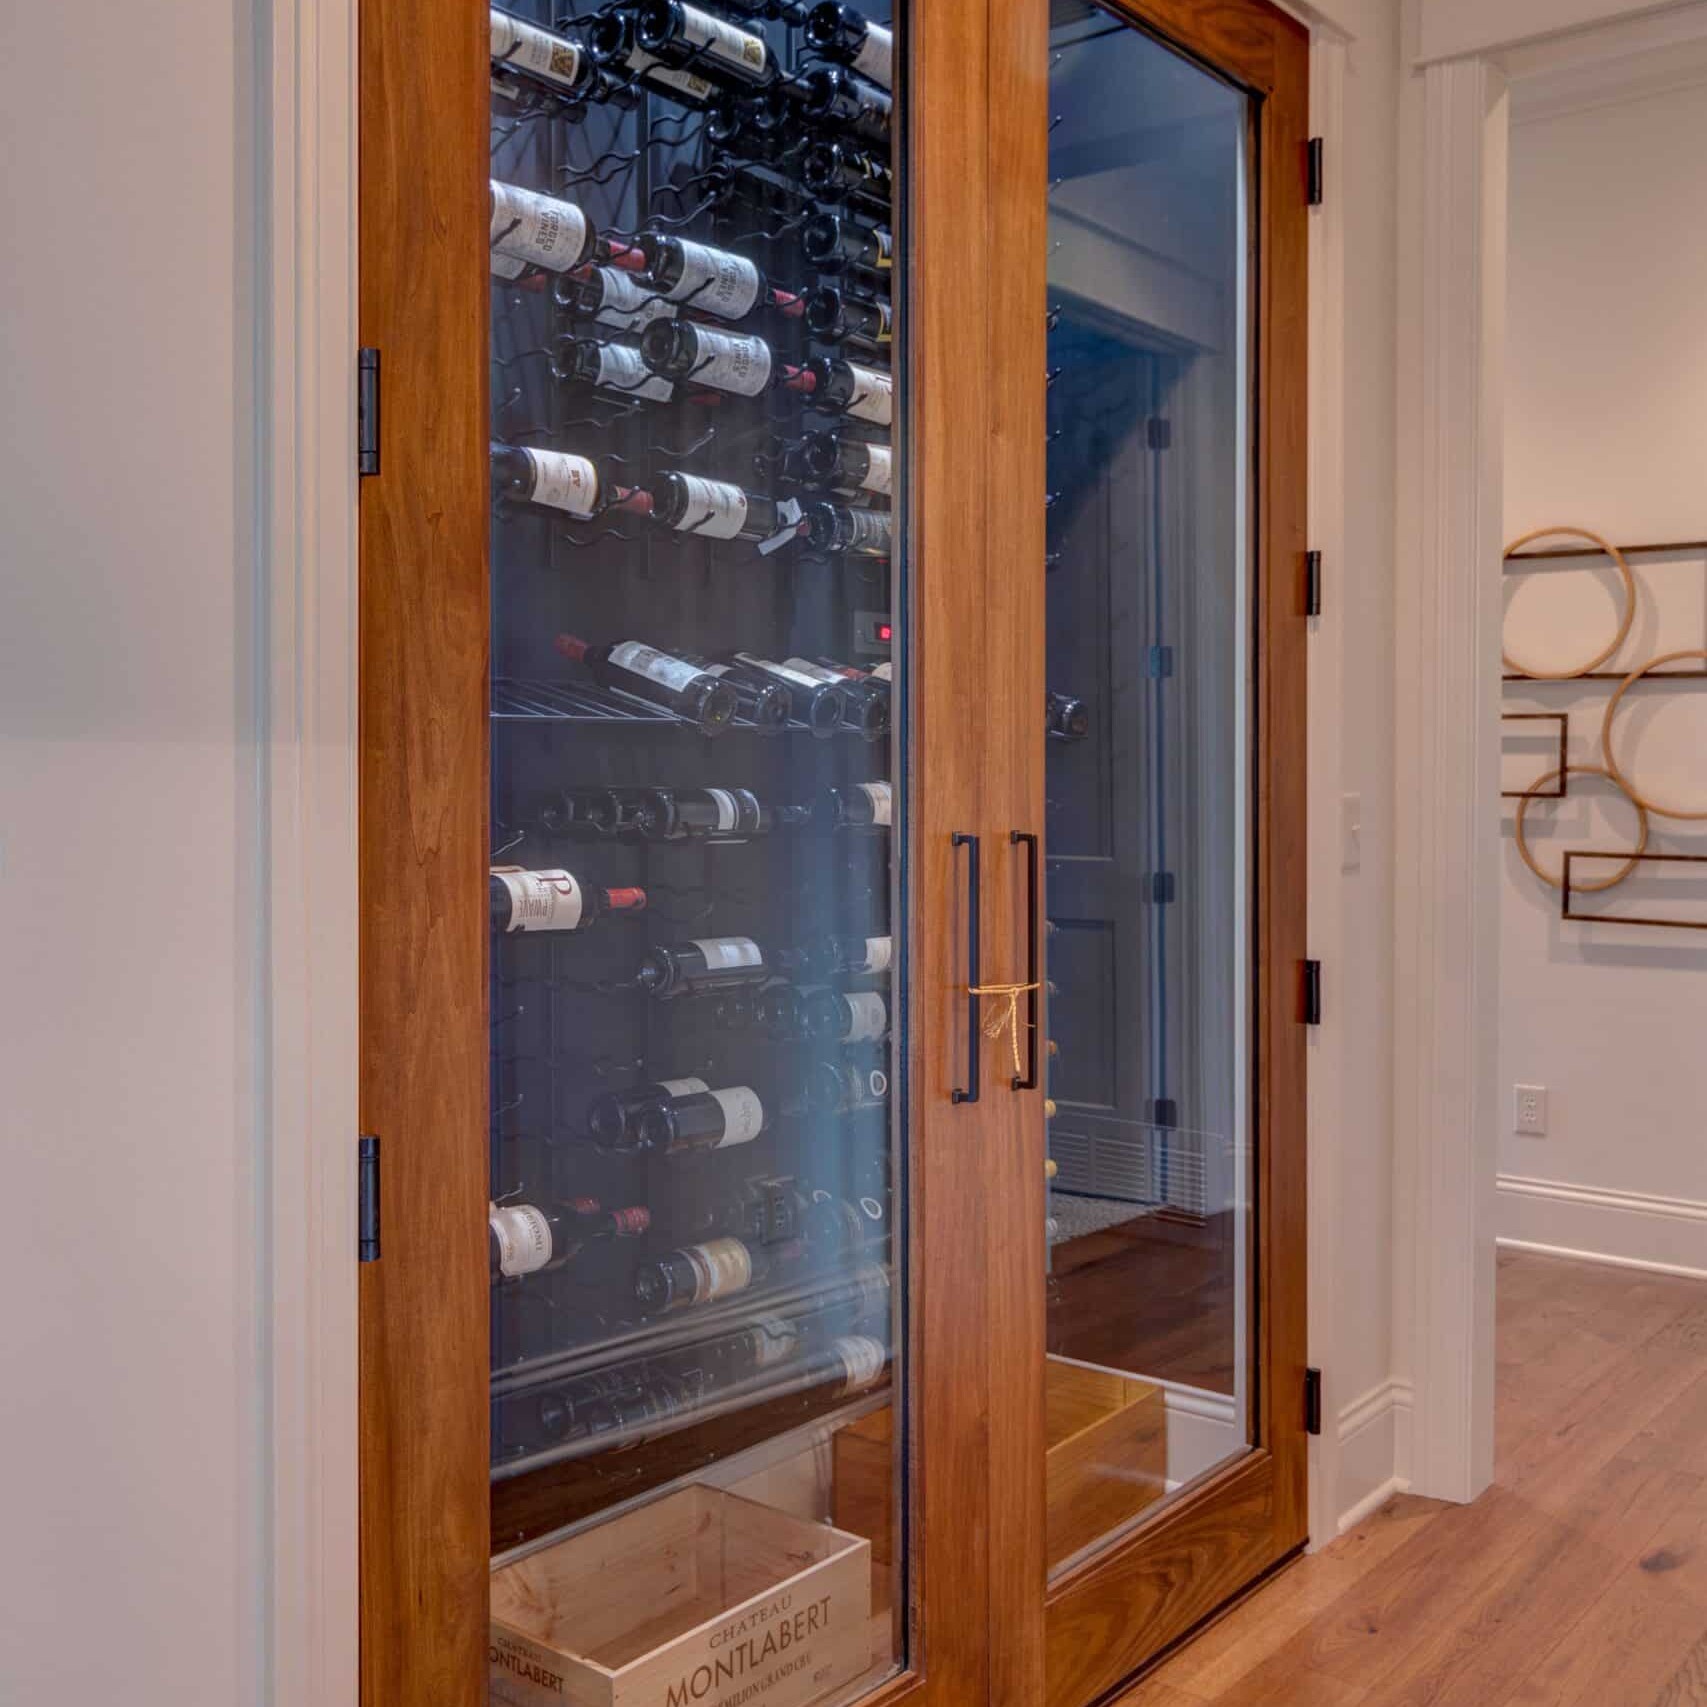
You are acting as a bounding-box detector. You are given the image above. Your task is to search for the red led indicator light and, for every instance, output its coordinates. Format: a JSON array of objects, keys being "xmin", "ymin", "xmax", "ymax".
[{"xmin": 877, "ymin": 623, "xmax": 893, "ymax": 642}]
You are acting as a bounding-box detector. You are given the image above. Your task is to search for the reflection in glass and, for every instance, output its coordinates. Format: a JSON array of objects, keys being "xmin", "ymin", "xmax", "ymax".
[{"xmin": 1043, "ymin": 1, "xmax": 1255, "ymax": 1578}]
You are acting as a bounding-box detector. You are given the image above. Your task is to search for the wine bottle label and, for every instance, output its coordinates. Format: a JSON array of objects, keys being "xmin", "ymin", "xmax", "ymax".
[
  {"xmin": 750, "ymin": 1313, "xmax": 798, "ymax": 1367},
  {"xmin": 756, "ymin": 497, "xmax": 805, "ymax": 557},
  {"xmin": 490, "ymin": 180, "xmax": 589, "ymax": 272},
  {"xmin": 860, "ymin": 442, "xmax": 895, "ymax": 495},
  {"xmin": 521, "ymin": 447, "xmax": 599, "ymax": 518},
  {"xmin": 658, "ymin": 1076, "xmax": 710, "ymax": 1096},
  {"xmin": 676, "ymin": 3, "xmax": 768, "ymax": 76},
  {"xmin": 592, "ymin": 341, "xmax": 674, "ymax": 402},
  {"xmin": 670, "ymin": 473, "xmax": 749, "ymax": 539},
  {"xmin": 626, "ymin": 47, "xmax": 715, "ymax": 101},
  {"xmin": 871, "ymin": 661, "xmax": 894, "ymax": 681},
  {"xmin": 710, "ymin": 1085, "xmax": 766, "ymax": 1146},
  {"xmin": 608, "ymin": 641, "xmax": 706, "ymax": 694},
  {"xmin": 842, "ymin": 991, "xmax": 889, "ymax": 1042},
  {"xmin": 492, "ymin": 867, "xmax": 585, "ymax": 932},
  {"xmin": 685, "ymin": 327, "xmax": 772, "ymax": 396},
  {"xmin": 850, "ymin": 23, "xmax": 893, "ymax": 88},
  {"xmin": 684, "ymin": 1236, "xmax": 755, "ymax": 1302},
  {"xmin": 778, "ymin": 656, "xmax": 844, "ymax": 686},
  {"xmin": 489, "ymin": 248, "xmax": 529, "ymax": 280},
  {"xmin": 668, "ymin": 240, "xmax": 762, "ymax": 320},
  {"xmin": 491, "ymin": 1205, "xmax": 554, "ymax": 1276},
  {"xmin": 705, "ymin": 787, "xmax": 742, "ymax": 831},
  {"xmin": 840, "ymin": 362, "xmax": 893, "ymax": 427},
  {"xmin": 736, "ymin": 652, "xmax": 824, "ymax": 692},
  {"xmin": 489, "ymin": 11, "xmax": 585, "ymax": 91},
  {"xmin": 863, "ymin": 935, "xmax": 893, "ymax": 973},
  {"xmin": 588, "ymin": 268, "xmax": 677, "ymax": 332},
  {"xmin": 856, "ymin": 781, "xmax": 893, "ymax": 825},
  {"xmin": 834, "ymin": 1334, "xmax": 888, "ymax": 1394},
  {"xmin": 690, "ymin": 935, "xmax": 764, "ymax": 971},
  {"xmin": 840, "ymin": 508, "xmax": 893, "ymax": 554}
]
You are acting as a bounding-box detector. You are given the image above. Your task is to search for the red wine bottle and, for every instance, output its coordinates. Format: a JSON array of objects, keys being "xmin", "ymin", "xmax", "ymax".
[
  {"xmin": 651, "ymin": 471, "xmax": 801, "ymax": 546},
  {"xmin": 803, "ymin": 2, "xmax": 893, "ymax": 89},
  {"xmin": 555, "ymin": 634, "xmax": 739, "ymax": 733},
  {"xmin": 795, "ymin": 427, "xmax": 893, "ymax": 495},
  {"xmin": 586, "ymin": 9, "xmax": 719, "ymax": 103},
  {"xmin": 535, "ymin": 786, "xmax": 628, "ymax": 838},
  {"xmin": 633, "ymin": 1232, "xmax": 803, "ymax": 1313},
  {"xmin": 553, "ymin": 337, "xmax": 675, "ymax": 404},
  {"xmin": 489, "ymin": 10, "xmax": 598, "ymax": 102},
  {"xmin": 811, "ymin": 931, "xmax": 893, "ymax": 976},
  {"xmin": 492, "ymin": 443, "xmax": 613, "ymax": 519},
  {"xmin": 815, "ymin": 780, "xmax": 892, "ymax": 832},
  {"xmin": 635, "ymin": 234, "xmax": 801, "ymax": 322},
  {"xmin": 804, "ymin": 286, "xmax": 893, "ymax": 358},
  {"xmin": 726, "ymin": 652, "xmax": 849, "ymax": 737},
  {"xmin": 633, "ymin": 0, "xmax": 780, "ymax": 88},
  {"xmin": 490, "ymin": 867, "xmax": 647, "ymax": 933},
  {"xmin": 760, "ymin": 654, "xmax": 884, "ymax": 738},
  {"xmin": 490, "ymin": 180, "xmax": 602, "ymax": 277},
  {"xmin": 816, "ymin": 657, "xmax": 892, "ymax": 700},
  {"xmin": 805, "ymin": 500, "xmax": 893, "ymax": 558},
  {"xmin": 801, "ymin": 986, "xmax": 891, "ymax": 1042},
  {"xmin": 639, "ymin": 319, "xmax": 783, "ymax": 398},
  {"xmin": 795, "ymin": 64, "xmax": 892, "ymax": 148},
  {"xmin": 802, "ymin": 212, "xmax": 893, "ymax": 279},
  {"xmin": 1046, "ymin": 689, "xmax": 1090, "ymax": 741},
  {"xmin": 801, "ymin": 138, "xmax": 893, "ymax": 211},
  {"xmin": 800, "ymin": 355, "xmax": 892, "ymax": 427},
  {"xmin": 636, "ymin": 935, "xmax": 804, "ymax": 996},
  {"xmin": 807, "ymin": 1060, "xmax": 890, "ymax": 1114},
  {"xmin": 554, "ymin": 267, "xmax": 678, "ymax": 334},
  {"xmin": 803, "ymin": 1333, "xmax": 889, "ymax": 1396},
  {"xmin": 632, "ymin": 786, "xmax": 803, "ymax": 840},
  {"xmin": 675, "ymin": 660, "xmax": 789, "ymax": 730},
  {"xmin": 684, "ymin": 1176, "xmax": 806, "ymax": 1246},
  {"xmin": 488, "ymin": 1198, "xmax": 651, "ymax": 1281},
  {"xmin": 586, "ymin": 1075, "xmax": 710, "ymax": 1147},
  {"xmin": 635, "ymin": 1082, "xmax": 770, "ymax": 1156}
]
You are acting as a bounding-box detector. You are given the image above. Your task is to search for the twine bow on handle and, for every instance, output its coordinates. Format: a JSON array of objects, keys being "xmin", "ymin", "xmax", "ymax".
[{"xmin": 967, "ymin": 980, "xmax": 1041, "ymax": 1080}]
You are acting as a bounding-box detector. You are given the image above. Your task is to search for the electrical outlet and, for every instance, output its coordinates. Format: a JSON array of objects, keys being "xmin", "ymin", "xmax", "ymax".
[{"xmin": 1514, "ymin": 1084, "xmax": 1548, "ymax": 1136}]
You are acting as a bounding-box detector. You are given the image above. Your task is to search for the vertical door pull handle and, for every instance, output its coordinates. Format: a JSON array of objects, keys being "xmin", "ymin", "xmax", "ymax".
[
  {"xmin": 952, "ymin": 832, "xmax": 981, "ymax": 1104},
  {"xmin": 1011, "ymin": 831, "xmax": 1041, "ymax": 1091}
]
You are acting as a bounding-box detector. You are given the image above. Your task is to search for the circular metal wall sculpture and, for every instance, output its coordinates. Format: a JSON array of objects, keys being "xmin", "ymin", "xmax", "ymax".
[
  {"xmin": 1502, "ymin": 525, "xmax": 1636, "ymax": 680},
  {"xmin": 1601, "ymin": 648, "xmax": 1707, "ymax": 821},
  {"xmin": 1513, "ymin": 764, "xmax": 1651, "ymax": 892}
]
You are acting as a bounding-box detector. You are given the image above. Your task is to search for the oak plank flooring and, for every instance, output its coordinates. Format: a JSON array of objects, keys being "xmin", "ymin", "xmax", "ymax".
[{"xmin": 1119, "ymin": 1249, "xmax": 1707, "ymax": 1706}]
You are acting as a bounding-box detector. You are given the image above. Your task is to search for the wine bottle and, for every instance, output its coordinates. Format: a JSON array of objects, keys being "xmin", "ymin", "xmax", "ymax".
[
  {"xmin": 554, "ymin": 634, "xmax": 739, "ymax": 734},
  {"xmin": 804, "ymin": 287, "xmax": 893, "ymax": 358},
  {"xmin": 536, "ymin": 786, "xmax": 627, "ymax": 839},
  {"xmin": 492, "ymin": 443, "xmax": 612, "ymax": 519},
  {"xmin": 636, "ymin": 935, "xmax": 802, "ymax": 997},
  {"xmin": 651, "ymin": 471, "xmax": 802, "ymax": 547},
  {"xmin": 633, "ymin": 0, "xmax": 780, "ymax": 88},
  {"xmin": 803, "ymin": 2, "xmax": 893, "ymax": 89},
  {"xmin": 816, "ymin": 658, "xmax": 892, "ymax": 701},
  {"xmin": 718, "ymin": 1314, "xmax": 803, "ymax": 1384},
  {"xmin": 1046, "ymin": 689, "xmax": 1090, "ymax": 741},
  {"xmin": 683, "ymin": 1177, "xmax": 804, "ymax": 1246},
  {"xmin": 803, "ymin": 1190, "xmax": 886, "ymax": 1260},
  {"xmin": 587, "ymin": 1076, "xmax": 709, "ymax": 1148},
  {"xmin": 632, "ymin": 786, "xmax": 803, "ymax": 840},
  {"xmin": 807, "ymin": 1060, "xmax": 890, "ymax": 1114},
  {"xmin": 554, "ymin": 267, "xmax": 678, "ymax": 335},
  {"xmin": 815, "ymin": 781, "xmax": 892, "ymax": 832},
  {"xmin": 796, "ymin": 64, "xmax": 892, "ymax": 148},
  {"xmin": 553, "ymin": 337, "xmax": 676, "ymax": 404},
  {"xmin": 489, "ymin": 1198, "xmax": 650, "ymax": 1281},
  {"xmin": 586, "ymin": 9, "xmax": 719, "ymax": 103},
  {"xmin": 718, "ymin": 0, "xmax": 807, "ymax": 21},
  {"xmin": 489, "ymin": 867, "xmax": 648, "ymax": 933},
  {"xmin": 726, "ymin": 652, "xmax": 849, "ymax": 737},
  {"xmin": 811, "ymin": 931, "xmax": 893, "ymax": 976},
  {"xmin": 706, "ymin": 92, "xmax": 791, "ymax": 161},
  {"xmin": 794, "ymin": 427, "xmax": 893, "ymax": 495},
  {"xmin": 635, "ymin": 1082, "xmax": 771, "ymax": 1156},
  {"xmin": 634, "ymin": 1232, "xmax": 803, "ymax": 1313},
  {"xmin": 806, "ymin": 1334, "xmax": 889, "ymax": 1396},
  {"xmin": 801, "ymin": 986, "xmax": 891, "ymax": 1042},
  {"xmin": 801, "ymin": 138, "xmax": 893, "ymax": 211},
  {"xmin": 490, "ymin": 180, "xmax": 601, "ymax": 276},
  {"xmin": 639, "ymin": 320, "xmax": 782, "ymax": 398},
  {"xmin": 802, "ymin": 212, "xmax": 893, "ymax": 279},
  {"xmin": 799, "ymin": 355, "xmax": 892, "ymax": 427},
  {"xmin": 805, "ymin": 500, "xmax": 893, "ymax": 558},
  {"xmin": 489, "ymin": 9, "xmax": 597, "ymax": 102},
  {"xmin": 635, "ymin": 234, "xmax": 800, "ymax": 322},
  {"xmin": 764, "ymin": 654, "xmax": 885, "ymax": 739}
]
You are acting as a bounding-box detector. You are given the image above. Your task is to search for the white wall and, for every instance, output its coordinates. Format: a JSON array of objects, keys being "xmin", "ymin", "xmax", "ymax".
[
  {"xmin": 0, "ymin": 3, "xmax": 267, "ymax": 1703},
  {"xmin": 1498, "ymin": 70, "xmax": 1707, "ymax": 1271}
]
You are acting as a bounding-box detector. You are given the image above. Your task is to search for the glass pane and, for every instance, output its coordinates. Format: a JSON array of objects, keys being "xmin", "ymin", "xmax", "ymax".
[
  {"xmin": 1043, "ymin": 3, "xmax": 1254, "ymax": 1578},
  {"xmin": 484, "ymin": 3, "xmax": 905, "ymax": 1697}
]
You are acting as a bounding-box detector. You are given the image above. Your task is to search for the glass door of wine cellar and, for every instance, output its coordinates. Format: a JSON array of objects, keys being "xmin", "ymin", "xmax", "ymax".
[{"xmin": 360, "ymin": 1, "xmax": 997, "ymax": 1705}]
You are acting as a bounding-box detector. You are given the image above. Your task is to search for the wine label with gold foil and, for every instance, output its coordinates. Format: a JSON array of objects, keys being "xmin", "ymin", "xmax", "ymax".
[
  {"xmin": 676, "ymin": 3, "xmax": 768, "ymax": 77},
  {"xmin": 489, "ymin": 11, "xmax": 585, "ymax": 91}
]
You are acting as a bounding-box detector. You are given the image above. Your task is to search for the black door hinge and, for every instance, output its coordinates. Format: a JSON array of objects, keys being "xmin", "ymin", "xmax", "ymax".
[
  {"xmin": 1307, "ymin": 138, "xmax": 1325, "ymax": 206},
  {"xmin": 1303, "ymin": 959, "xmax": 1322, "ymax": 1027},
  {"xmin": 1305, "ymin": 1367, "xmax": 1323, "ymax": 1435},
  {"xmin": 1146, "ymin": 417, "xmax": 1172, "ymax": 451},
  {"xmin": 1305, "ymin": 550, "xmax": 1323, "ymax": 618},
  {"xmin": 358, "ymin": 1135, "xmax": 381, "ymax": 1262},
  {"xmin": 357, "ymin": 348, "xmax": 381, "ymax": 477}
]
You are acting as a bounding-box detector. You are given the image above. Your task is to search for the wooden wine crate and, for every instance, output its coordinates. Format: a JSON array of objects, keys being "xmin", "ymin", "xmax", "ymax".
[{"xmin": 490, "ymin": 1484, "xmax": 872, "ymax": 1707}]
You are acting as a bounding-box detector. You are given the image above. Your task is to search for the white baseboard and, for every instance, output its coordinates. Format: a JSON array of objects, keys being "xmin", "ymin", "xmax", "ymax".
[
  {"xmin": 1334, "ymin": 1378, "xmax": 1413, "ymax": 1534},
  {"xmin": 1497, "ymin": 1175, "xmax": 1707, "ymax": 1281}
]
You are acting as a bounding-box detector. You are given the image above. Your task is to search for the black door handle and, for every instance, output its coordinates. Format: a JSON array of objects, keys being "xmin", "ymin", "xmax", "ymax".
[
  {"xmin": 952, "ymin": 832, "xmax": 980, "ymax": 1104},
  {"xmin": 1011, "ymin": 831, "xmax": 1040, "ymax": 1091}
]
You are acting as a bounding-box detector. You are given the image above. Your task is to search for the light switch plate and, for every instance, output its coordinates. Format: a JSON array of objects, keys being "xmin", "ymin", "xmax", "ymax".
[{"xmin": 1341, "ymin": 792, "xmax": 1362, "ymax": 872}]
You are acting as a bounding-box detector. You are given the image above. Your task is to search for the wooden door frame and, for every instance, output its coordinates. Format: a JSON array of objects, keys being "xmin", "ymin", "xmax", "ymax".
[
  {"xmin": 988, "ymin": 3, "xmax": 1312, "ymax": 1702},
  {"xmin": 354, "ymin": 3, "xmax": 1006, "ymax": 1704}
]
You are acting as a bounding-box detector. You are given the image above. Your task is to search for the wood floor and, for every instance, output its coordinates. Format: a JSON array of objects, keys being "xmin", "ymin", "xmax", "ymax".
[{"xmin": 1119, "ymin": 1248, "xmax": 1707, "ymax": 1706}]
